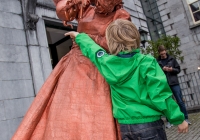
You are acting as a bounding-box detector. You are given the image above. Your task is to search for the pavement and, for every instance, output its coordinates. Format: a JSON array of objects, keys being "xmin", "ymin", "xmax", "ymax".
[{"xmin": 164, "ymin": 112, "xmax": 200, "ymax": 140}]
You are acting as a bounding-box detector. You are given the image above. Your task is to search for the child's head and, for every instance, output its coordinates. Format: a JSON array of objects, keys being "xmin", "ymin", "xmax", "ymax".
[{"xmin": 106, "ymin": 19, "xmax": 141, "ymax": 55}]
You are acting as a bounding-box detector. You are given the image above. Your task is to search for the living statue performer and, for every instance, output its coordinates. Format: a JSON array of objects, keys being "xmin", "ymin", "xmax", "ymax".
[{"xmin": 12, "ymin": 0, "xmax": 130, "ymax": 139}]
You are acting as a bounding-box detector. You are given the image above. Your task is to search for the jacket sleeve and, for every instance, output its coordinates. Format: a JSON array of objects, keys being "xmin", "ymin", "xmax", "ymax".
[
  {"xmin": 171, "ymin": 58, "xmax": 181, "ymax": 74},
  {"xmin": 75, "ymin": 33, "xmax": 119, "ymax": 84},
  {"xmin": 143, "ymin": 57, "xmax": 184, "ymax": 125}
]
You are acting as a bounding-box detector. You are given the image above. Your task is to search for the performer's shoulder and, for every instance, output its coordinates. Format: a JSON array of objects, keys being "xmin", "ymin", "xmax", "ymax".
[{"xmin": 114, "ymin": 8, "xmax": 131, "ymax": 20}]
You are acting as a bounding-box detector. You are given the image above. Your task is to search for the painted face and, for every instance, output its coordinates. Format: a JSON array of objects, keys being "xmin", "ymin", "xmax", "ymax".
[
  {"xmin": 90, "ymin": 0, "xmax": 96, "ymax": 5},
  {"xmin": 94, "ymin": 0, "xmax": 122, "ymax": 14}
]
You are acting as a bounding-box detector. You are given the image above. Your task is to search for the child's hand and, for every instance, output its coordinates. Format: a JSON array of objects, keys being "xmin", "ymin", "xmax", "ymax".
[
  {"xmin": 177, "ymin": 120, "xmax": 188, "ymax": 133},
  {"xmin": 65, "ymin": 31, "xmax": 79, "ymax": 39}
]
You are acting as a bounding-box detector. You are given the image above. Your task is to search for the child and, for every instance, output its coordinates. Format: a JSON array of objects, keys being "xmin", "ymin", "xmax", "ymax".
[{"xmin": 65, "ymin": 19, "xmax": 188, "ymax": 140}]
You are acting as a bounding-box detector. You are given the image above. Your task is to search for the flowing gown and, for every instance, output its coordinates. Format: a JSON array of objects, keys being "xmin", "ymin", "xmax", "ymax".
[{"xmin": 12, "ymin": 2, "xmax": 130, "ymax": 140}]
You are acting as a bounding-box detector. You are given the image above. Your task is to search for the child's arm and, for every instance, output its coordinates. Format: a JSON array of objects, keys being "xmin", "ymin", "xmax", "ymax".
[
  {"xmin": 143, "ymin": 57, "xmax": 188, "ymax": 133},
  {"xmin": 65, "ymin": 32, "xmax": 118, "ymax": 84}
]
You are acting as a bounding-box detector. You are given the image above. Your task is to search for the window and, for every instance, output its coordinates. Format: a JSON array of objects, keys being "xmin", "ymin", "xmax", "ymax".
[
  {"xmin": 45, "ymin": 20, "xmax": 77, "ymax": 68},
  {"xmin": 187, "ymin": 0, "xmax": 200, "ymax": 24}
]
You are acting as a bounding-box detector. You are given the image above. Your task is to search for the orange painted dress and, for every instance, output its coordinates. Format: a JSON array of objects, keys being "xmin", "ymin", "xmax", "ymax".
[{"xmin": 12, "ymin": 0, "xmax": 130, "ymax": 139}]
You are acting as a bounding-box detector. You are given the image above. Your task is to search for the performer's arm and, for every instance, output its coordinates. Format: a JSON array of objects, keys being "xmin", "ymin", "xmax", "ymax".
[{"xmin": 54, "ymin": 0, "xmax": 90, "ymax": 26}]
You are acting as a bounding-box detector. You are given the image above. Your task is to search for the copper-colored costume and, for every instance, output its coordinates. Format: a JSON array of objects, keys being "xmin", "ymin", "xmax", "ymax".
[{"xmin": 12, "ymin": 0, "xmax": 130, "ymax": 139}]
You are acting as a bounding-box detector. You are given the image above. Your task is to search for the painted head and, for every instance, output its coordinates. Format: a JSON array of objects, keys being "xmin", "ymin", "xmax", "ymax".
[
  {"xmin": 106, "ymin": 19, "xmax": 141, "ymax": 55},
  {"xmin": 94, "ymin": 0, "xmax": 122, "ymax": 14}
]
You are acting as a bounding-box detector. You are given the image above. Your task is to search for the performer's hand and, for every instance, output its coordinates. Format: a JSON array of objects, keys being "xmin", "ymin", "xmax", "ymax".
[
  {"xmin": 65, "ymin": 31, "xmax": 79, "ymax": 39},
  {"xmin": 178, "ymin": 120, "xmax": 188, "ymax": 133}
]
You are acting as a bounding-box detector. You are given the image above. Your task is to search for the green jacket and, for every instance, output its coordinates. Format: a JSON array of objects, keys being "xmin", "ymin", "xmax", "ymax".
[{"xmin": 75, "ymin": 33, "xmax": 184, "ymax": 125}]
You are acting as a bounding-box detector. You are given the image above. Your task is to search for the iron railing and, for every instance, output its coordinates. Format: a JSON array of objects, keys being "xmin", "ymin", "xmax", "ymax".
[{"xmin": 178, "ymin": 71, "xmax": 200, "ymax": 112}]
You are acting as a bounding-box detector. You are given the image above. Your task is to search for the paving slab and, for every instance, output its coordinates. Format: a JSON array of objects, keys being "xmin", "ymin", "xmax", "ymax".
[{"xmin": 165, "ymin": 112, "xmax": 200, "ymax": 140}]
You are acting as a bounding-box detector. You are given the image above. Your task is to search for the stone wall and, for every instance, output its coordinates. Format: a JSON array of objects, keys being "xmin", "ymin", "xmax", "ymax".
[
  {"xmin": 156, "ymin": 0, "xmax": 200, "ymax": 111},
  {"xmin": 123, "ymin": 0, "xmax": 150, "ymax": 46},
  {"xmin": 0, "ymin": 0, "xmax": 148, "ymax": 139},
  {"xmin": 157, "ymin": 0, "xmax": 200, "ymax": 74},
  {"xmin": 124, "ymin": 0, "xmax": 148, "ymax": 29},
  {"xmin": 0, "ymin": 0, "xmax": 35, "ymax": 140}
]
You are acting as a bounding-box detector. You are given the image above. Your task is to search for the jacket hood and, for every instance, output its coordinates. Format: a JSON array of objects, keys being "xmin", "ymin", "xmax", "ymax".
[{"xmin": 109, "ymin": 49, "xmax": 145, "ymax": 84}]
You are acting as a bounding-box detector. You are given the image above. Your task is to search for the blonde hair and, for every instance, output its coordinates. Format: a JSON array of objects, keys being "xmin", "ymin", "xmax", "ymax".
[{"xmin": 106, "ymin": 19, "xmax": 141, "ymax": 55}]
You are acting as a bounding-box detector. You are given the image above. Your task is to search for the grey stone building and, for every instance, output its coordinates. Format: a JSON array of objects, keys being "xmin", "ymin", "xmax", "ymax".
[
  {"xmin": 139, "ymin": 0, "xmax": 200, "ymax": 73},
  {"xmin": 155, "ymin": 0, "xmax": 200, "ymax": 111},
  {"xmin": 156, "ymin": 0, "xmax": 200, "ymax": 73},
  {"xmin": 0, "ymin": 0, "xmax": 147, "ymax": 139},
  {"xmin": 0, "ymin": 0, "xmax": 200, "ymax": 139}
]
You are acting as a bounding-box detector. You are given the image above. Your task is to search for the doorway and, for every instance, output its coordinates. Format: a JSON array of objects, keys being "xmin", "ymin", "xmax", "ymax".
[{"xmin": 45, "ymin": 20, "xmax": 77, "ymax": 68}]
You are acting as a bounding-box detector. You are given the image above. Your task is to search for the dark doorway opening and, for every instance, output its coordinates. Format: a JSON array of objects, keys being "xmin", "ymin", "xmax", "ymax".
[{"xmin": 45, "ymin": 20, "xmax": 77, "ymax": 68}]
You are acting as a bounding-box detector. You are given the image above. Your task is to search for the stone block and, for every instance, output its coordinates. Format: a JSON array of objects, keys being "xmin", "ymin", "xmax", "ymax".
[
  {"xmin": 196, "ymin": 33, "xmax": 200, "ymax": 42},
  {"xmin": 164, "ymin": 25, "xmax": 172, "ymax": 32},
  {"xmin": 136, "ymin": 6, "xmax": 144, "ymax": 13},
  {"xmin": 138, "ymin": 13, "xmax": 146, "ymax": 20},
  {"xmin": 1, "ymin": 80, "xmax": 34, "ymax": 100},
  {"xmin": 37, "ymin": 0, "xmax": 55, "ymax": 8},
  {"xmin": 140, "ymin": 19, "xmax": 147, "ymax": 28},
  {"xmin": 36, "ymin": 7, "xmax": 58, "ymax": 19},
  {"xmin": 0, "ymin": 62, "xmax": 32, "ymax": 81},
  {"xmin": 173, "ymin": 13, "xmax": 185, "ymax": 23},
  {"xmin": 180, "ymin": 42, "xmax": 197, "ymax": 54},
  {"xmin": 167, "ymin": 0, "xmax": 180, "ymax": 7},
  {"xmin": 188, "ymin": 53, "xmax": 198, "ymax": 61},
  {"xmin": 135, "ymin": 0, "xmax": 142, "ymax": 7},
  {"xmin": 158, "ymin": 4, "xmax": 166, "ymax": 12},
  {"xmin": 160, "ymin": 9, "xmax": 170, "ymax": 16},
  {"xmin": 0, "ymin": 0, "xmax": 22, "ymax": 14},
  {"xmin": 173, "ymin": 19, "xmax": 190, "ymax": 35},
  {"xmin": 124, "ymin": 1, "xmax": 136, "ymax": 10},
  {"xmin": 163, "ymin": 19, "xmax": 174, "ymax": 27},
  {"xmin": 166, "ymin": 29, "xmax": 177, "ymax": 36},
  {"xmin": 178, "ymin": 27, "xmax": 192, "ymax": 37},
  {"xmin": 26, "ymin": 30, "xmax": 39, "ymax": 46},
  {"xmin": 7, "ymin": 118, "xmax": 23, "ymax": 140},
  {"xmin": 181, "ymin": 36, "xmax": 190, "ymax": 45},
  {"xmin": 169, "ymin": 2, "xmax": 185, "ymax": 17},
  {"xmin": 0, "ymin": 101, "xmax": 6, "ymax": 121},
  {"xmin": 0, "ymin": 44, "xmax": 29, "ymax": 62},
  {"xmin": 131, "ymin": 17, "xmax": 140, "ymax": 26},
  {"xmin": 40, "ymin": 46, "xmax": 52, "ymax": 80},
  {"xmin": 128, "ymin": 10, "xmax": 139, "ymax": 18},
  {"xmin": 29, "ymin": 46, "xmax": 46, "ymax": 93},
  {"xmin": 161, "ymin": 15, "xmax": 169, "ymax": 22},
  {"xmin": 134, "ymin": 24, "xmax": 140, "ymax": 29},
  {"xmin": 0, "ymin": 12, "xmax": 24, "ymax": 29},
  {"xmin": 4, "ymin": 97, "xmax": 34, "ymax": 119},
  {"xmin": 0, "ymin": 27, "xmax": 26, "ymax": 46},
  {"xmin": 157, "ymin": 0, "xmax": 167, "ymax": 6},
  {"xmin": 0, "ymin": 81, "xmax": 7, "ymax": 100},
  {"xmin": 192, "ymin": 26, "xmax": 200, "ymax": 34},
  {"xmin": 188, "ymin": 34, "xmax": 194, "ymax": 42},
  {"xmin": 37, "ymin": 19, "xmax": 49, "ymax": 47},
  {"xmin": 0, "ymin": 120, "xmax": 9, "ymax": 140}
]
